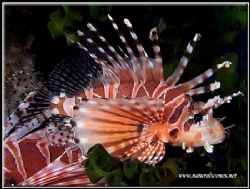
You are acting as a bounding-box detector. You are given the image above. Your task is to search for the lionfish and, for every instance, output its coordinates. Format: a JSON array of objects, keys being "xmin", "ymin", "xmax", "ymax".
[{"xmin": 4, "ymin": 14, "xmax": 242, "ymax": 186}]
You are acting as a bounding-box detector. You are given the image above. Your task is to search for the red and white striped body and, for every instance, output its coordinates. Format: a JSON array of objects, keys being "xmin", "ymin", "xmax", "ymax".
[
  {"xmin": 3, "ymin": 127, "xmax": 95, "ymax": 186},
  {"xmin": 48, "ymin": 15, "xmax": 243, "ymax": 165}
]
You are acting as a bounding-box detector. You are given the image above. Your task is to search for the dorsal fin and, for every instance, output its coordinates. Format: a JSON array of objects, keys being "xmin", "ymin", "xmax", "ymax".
[{"xmin": 49, "ymin": 15, "xmax": 164, "ymax": 100}]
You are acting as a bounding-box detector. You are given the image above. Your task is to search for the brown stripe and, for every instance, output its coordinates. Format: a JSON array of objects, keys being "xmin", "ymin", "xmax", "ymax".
[
  {"xmin": 184, "ymin": 119, "xmax": 195, "ymax": 132},
  {"xmin": 183, "ymin": 50, "xmax": 192, "ymax": 59},
  {"xmin": 164, "ymin": 88, "xmax": 184, "ymax": 104},
  {"xmin": 169, "ymin": 128, "xmax": 179, "ymax": 139},
  {"xmin": 168, "ymin": 99, "xmax": 189, "ymax": 124}
]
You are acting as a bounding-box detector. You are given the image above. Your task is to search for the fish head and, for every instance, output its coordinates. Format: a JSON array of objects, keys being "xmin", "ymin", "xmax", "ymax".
[{"xmin": 179, "ymin": 101, "xmax": 226, "ymax": 152}]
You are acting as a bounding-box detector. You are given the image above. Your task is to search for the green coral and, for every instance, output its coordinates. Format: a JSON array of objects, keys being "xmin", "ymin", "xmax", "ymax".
[
  {"xmin": 123, "ymin": 160, "xmax": 139, "ymax": 179},
  {"xmin": 47, "ymin": 10, "xmax": 65, "ymax": 38},
  {"xmin": 47, "ymin": 5, "xmax": 113, "ymax": 45},
  {"xmin": 47, "ymin": 5, "xmax": 83, "ymax": 45},
  {"xmin": 214, "ymin": 6, "xmax": 247, "ymax": 43},
  {"xmin": 139, "ymin": 166, "xmax": 166, "ymax": 186},
  {"xmin": 84, "ymin": 144, "xmax": 183, "ymax": 186}
]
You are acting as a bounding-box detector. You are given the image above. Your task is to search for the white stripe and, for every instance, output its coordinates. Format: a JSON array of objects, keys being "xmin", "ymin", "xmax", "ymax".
[
  {"xmin": 104, "ymin": 83, "xmax": 110, "ymax": 98},
  {"xmin": 100, "ymin": 36, "xmax": 105, "ymax": 42},
  {"xmin": 186, "ymin": 43, "xmax": 193, "ymax": 54},
  {"xmin": 18, "ymin": 102, "xmax": 29, "ymax": 109},
  {"xmin": 153, "ymin": 46, "xmax": 160, "ymax": 53},
  {"xmin": 131, "ymin": 32, "xmax": 138, "ymax": 40},
  {"xmin": 180, "ymin": 56, "xmax": 188, "ymax": 66},
  {"xmin": 87, "ymin": 23, "xmax": 96, "ymax": 31},
  {"xmin": 108, "ymin": 14, "xmax": 113, "ymax": 21},
  {"xmin": 50, "ymin": 96, "xmax": 60, "ymax": 104},
  {"xmin": 120, "ymin": 36, "xmax": 126, "ymax": 43},
  {"xmin": 87, "ymin": 38, "xmax": 93, "ymax": 43},
  {"xmin": 124, "ymin": 18, "xmax": 132, "ymax": 27},
  {"xmin": 51, "ymin": 108, "xmax": 59, "ymax": 115},
  {"xmin": 98, "ymin": 47, "xmax": 105, "ymax": 53},
  {"xmin": 113, "ymin": 23, "xmax": 118, "ymax": 30}
]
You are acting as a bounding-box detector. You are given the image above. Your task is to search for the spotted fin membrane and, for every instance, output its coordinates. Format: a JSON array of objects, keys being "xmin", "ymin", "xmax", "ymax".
[{"xmin": 4, "ymin": 70, "xmax": 43, "ymax": 118}]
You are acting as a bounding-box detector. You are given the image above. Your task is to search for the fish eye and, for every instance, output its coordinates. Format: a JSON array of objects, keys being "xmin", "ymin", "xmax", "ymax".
[{"xmin": 194, "ymin": 113, "xmax": 203, "ymax": 123}]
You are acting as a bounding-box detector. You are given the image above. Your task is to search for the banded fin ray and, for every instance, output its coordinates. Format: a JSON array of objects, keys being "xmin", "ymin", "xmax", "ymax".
[
  {"xmin": 88, "ymin": 15, "xmax": 164, "ymax": 96},
  {"xmin": 166, "ymin": 33, "xmax": 201, "ymax": 87},
  {"xmin": 5, "ymin": 86, "xmax": 54, "ymax": 140},
  {"xmin": 18, "ymin": 151, "xmax": 92, "ymax": 186},
  {"xmin": 131, "ymin": 136, "xmax": 165, "ymax": 165},
  {"xmin": 48, "ymin": 54, "xmax": 102, "ymax": 96},
  {"xmin": 72, "ymin": 97, "xmax": 165, "ymax": 164},
  {"xmin": 49, "ymin": 15, "xmax": 165, "ymax": 100}
]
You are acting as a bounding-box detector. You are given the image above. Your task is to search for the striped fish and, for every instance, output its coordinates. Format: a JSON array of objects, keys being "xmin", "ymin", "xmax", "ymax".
[
  {"xmin": 4, "ymin": 13, "xmax": 243, "ymax": 175},
  {"xmin": 47, "ymin": 15, "xmax": 243, "ymax": 165}
]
